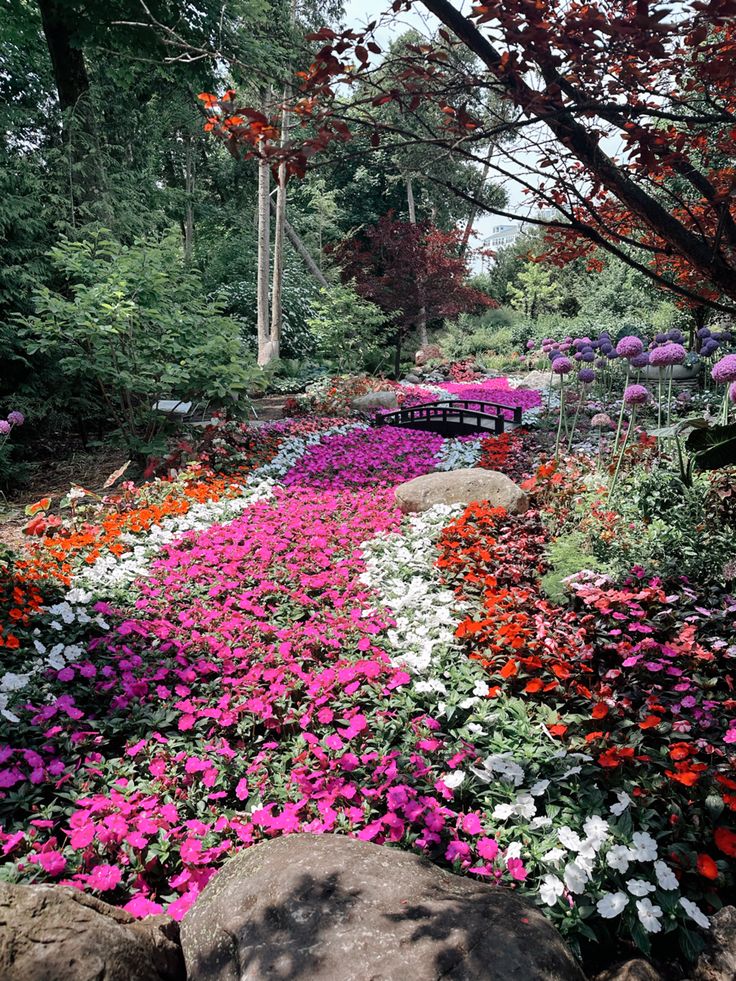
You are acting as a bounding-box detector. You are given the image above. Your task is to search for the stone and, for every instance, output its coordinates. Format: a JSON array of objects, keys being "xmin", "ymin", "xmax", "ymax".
[
  {"xmin": 395, "ymin": 468, "xmax": 529, "ymax": 515},
  {"xmin": 181, "ymin": 833, "xmax": 584, "ymax": 981},
  {"xmin": 692, "ymin": 906, "xmax": 736, "ymax": 981},
  {"xmin": 593, "ymin": 959, "xmax": 663, "ymax": 981},
  {"xmin": 350, "ymin": 390, "xmax": 399, "ymax": 412},
  {"xmin": 404, "ymin": 373, "xmax": 422, "ymax": 384},
  {"xmin": 516, "ymin": 370, "xmax": 560, "ymax": 389},
  {"xmin": 414, "ymin": 349, "xmax": 429, "ymax": 366},
  {"xmin": 0, "ymin": 882, "xmax": 184, "ymax": 981}
]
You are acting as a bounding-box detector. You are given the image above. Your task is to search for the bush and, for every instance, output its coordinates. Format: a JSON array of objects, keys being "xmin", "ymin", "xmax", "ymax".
[
  {"xmin": 307, "ymin": 282, "xmax": 391, "ymax": 373},
  {"xmin": 19, "ymin": 230, "xmax": 258, "ymax": 460}
]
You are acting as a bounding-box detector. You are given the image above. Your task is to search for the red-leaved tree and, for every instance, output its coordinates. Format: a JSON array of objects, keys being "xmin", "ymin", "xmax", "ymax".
[
  {"xmin": 191, "ymin": 0, "xmax": 736, "ymax": 316},
  {"xmin": 334, "ymin": 216, "xmax": 493, "ymax": 375}
]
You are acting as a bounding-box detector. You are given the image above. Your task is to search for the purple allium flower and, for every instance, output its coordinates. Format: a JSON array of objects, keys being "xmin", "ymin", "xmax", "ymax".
[
  {"xmin": 596, "ymin": 357, "xmax": 608, "ymax": 368},
  {"xmin": 581, "ymin": 349, "xmax": 595, "ymax": 362},
  {"xmin": 552, "ymin": 356, "xmax": 573, "ymax": 376},
  {"xmin": 697, "ymin": 327, "xmax": 711, "ymax": 339},
  {"xmin": 655, "ymin": 332, "xmax": 668, "ymax": 344},
  {"xmin": 579, "ymin": 368, "xmax": 596, "ymax": 383},
  {"xmin": 591, "ymin": 412, "xmax": 614, "ymax": 428},
  {"xmin": 730, "ymin": 382, "xmax": 736, "ymax": 404},
  {"xmin": 649, "ymin": 342, "xmax": 686, "ymax": 367},
  {"xmin": 599, "ymin": 342, "xmax": 613, "ymax": 354},
  {"xmin": 606, "ymin": 350, "xmax": 619, "ymax": 360},
  {"xmin": 7, "ymin": 411, "xmax": 24, "ymax": 427},
  {"xmin": 0, "ymin": 420, "xmax": 10, "ymax": 436},
  {"xmin": 712, "ymin": 354, "xmax": 736, "ymax": 384},
  {"xmin": 574, "ymin": 351, "xmax": 584, "ymax": 361},
  {"xmin": 616, "ymin": 335, "xmax": 644, "ymax": 358},
  {"xmin": 526, "ymin": 339, "xmax": 536, "ymax": 350},
  {"xmin": 701, "ymin": 339, "xmax": 719, "ymax": 357},
  {"xmin": 549, "ymin": 349, "xmax": 564, "ymax": 363},
  {"xmin": 629, "ymin": 351, "xmax": 650, "ymax": 369},
  {"xmin": 560, "ymin": 341, "xmax": 572, "ymax": 352},
  {"xmin": 624, "ymin": 384, "xmax": 650, "ymax": 406}
]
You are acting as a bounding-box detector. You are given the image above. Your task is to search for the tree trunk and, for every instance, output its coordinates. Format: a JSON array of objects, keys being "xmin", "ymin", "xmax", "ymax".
[
  {"xmin": 257, "ymin": 147, "xmax": 272, "ymax": 366},
  {"xmin": 275, "ymin": 207, "xmax": 329, "ymax": 287},
  {"xmin": 37, "ymin": 0, "xmax": 89, "ymax": 112},
  {"xmin": 183, "ymin": 133, "xmax": 195, "ymax": 263},
  {"xmin": 407, "ymin": 177, "xmax": 428, "ymax": 348},
  {"xmin": 270, "ymin": 101, "xmax": 289, "ymax": 361}
]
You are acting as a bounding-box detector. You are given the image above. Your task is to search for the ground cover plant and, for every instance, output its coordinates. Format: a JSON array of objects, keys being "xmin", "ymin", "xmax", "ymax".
[{"xmin": 1, "ymin": 384, "xmax": 734, "ymax": 976}]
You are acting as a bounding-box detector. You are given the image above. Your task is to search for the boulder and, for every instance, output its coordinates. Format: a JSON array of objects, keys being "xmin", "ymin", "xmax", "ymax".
[
  {"xmin": 395, "ymin": 468, "xmax": 529, "ymax": 515},
  {"xmin": 414, "ymin": 349, "xmax": 429, "ymax": 366},
  {"xmin": 0, "ymin": 882, "xmax": 184, "ymax": 981},
  {"xmin": 593, "ymin": 960, "xmax": 663, "ymax": 981},
  {"xmin": 182, "ymin": 834, "xmax": 584, "ymax": 981},
  {"xmin": 516, "ymin": 370, "xmax": 560, "ymax": 390},
  {"xmin": 350, "ymin": 391, "xmax": 399, "ymax": 412},
  {"xmin": 404, "ymin": 373, "xmax": 422, "ymax": 384},
  {"xmin": 692, "ymin": 906, "xmax": 736, "ymax": 981}
]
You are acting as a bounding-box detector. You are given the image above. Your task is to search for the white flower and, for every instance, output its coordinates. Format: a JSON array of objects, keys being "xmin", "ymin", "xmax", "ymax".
[
  {"xmin": 492, "ymin": 803, "xmax": 514, "ymax": 820},
  {"xmin": 530, "ymin": 779, "xmax": 550, "ymax": 796},
  {"xmin": 630, "ymin": 831, "xmax": 658, "ymax": 862},
  {"xmin": 443, "ymin": 769, "xmax": 466, "ymax": 789},
  {"xmin": 596, "ymin": 891, "xmax": 628, "ymax": 919},
  {"xmin": 636, "ymin": 898, "xmax": 663, "ymax": 933},
  {"xmin": 583, "ymin": 815, "xmax": 609, "ymax": 846},
  {"xmin": 679, "ymin": 897, "xmax": 710, "ymax": 929},
  {"xmin": 472, "ymin": 679, "xmax": 489, "ymax": 698},
  {"xmin": 529, "ymin": 817, "xmax": 553, "ymax": 830},
  {"xmin": 606, "ymin": 845, "xmax": 632, "ymax": 873},
  {"xmin": 564, "ymin": 861, "xmax": 589, "ymax": 894},
  {"xmin": 0, "ymin": 672, "xmax": 30, "ymax": 692},
  {"xmin": 505, "ymin": 841, "xmax": 522, "ymax": 860},
  {"xmin": 558, "ymin": 826, "xmax": 582, "ymax": 851},
  {"xmin": 610, "ymin": 791, "xmax": 632, "ymax": 816},
  {"xmin": 654, "ymin": 861, "xmax": 679, "ymax": 891},
  {"xmin": 481, "ymin": 754, "xmax": 525, "ymax": 786},
  {"xmin": 627, "ymin": 879, "xmax": 656, "ymax": 897},
  {"xmin": 542, "ymin": 848, "xmax": 566, "ymax": 864},
  {"xmin": 540, "ymin": 874, "xmax": 565, "ymax": 906}
]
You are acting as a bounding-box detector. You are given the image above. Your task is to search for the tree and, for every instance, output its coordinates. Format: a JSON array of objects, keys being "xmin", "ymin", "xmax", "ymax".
[
  {"xmin": 333, "ymin": 215, "xmax": 492, "ymax": 375},
  {"xmin": 507, "ymin": 262, "xmax": 559, "ymax": 320},
  {"xmin": 196, "ymin": 0, "xmax": 736, "ymax": 315}
]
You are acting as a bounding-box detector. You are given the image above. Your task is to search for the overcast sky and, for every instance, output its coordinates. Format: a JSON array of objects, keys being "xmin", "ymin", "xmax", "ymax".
[{"xmin": 340, "ymin": 0, "xmax": 529, "ymax": 247}]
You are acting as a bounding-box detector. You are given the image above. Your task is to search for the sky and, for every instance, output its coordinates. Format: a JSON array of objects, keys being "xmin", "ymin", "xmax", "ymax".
[{"xmin": 340, "ymin": 0, "xmax": 532, "ymax": 247}]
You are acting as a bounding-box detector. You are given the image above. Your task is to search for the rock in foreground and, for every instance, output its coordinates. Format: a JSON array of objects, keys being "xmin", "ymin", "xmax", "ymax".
[
  {"xmin": 395, "ymin": 467, "xmax": 529, "ymax": 515},
  {"xmin": 181, "ymin": 833, "xmax": 584, "ymax": 981},
  {"xmin": 0, "ymin": 882, "xmax": 184, "ymax": 981}
]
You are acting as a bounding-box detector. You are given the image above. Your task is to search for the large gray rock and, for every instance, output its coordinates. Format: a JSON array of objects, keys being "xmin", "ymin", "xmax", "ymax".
[
  {"xmin": 181, "ymin": 833, "xmax": 584, "ymax": 981},
  {"xmin": 0, "ymin": 882, "xmax": 184, "ymax": 981},
  {"xmin": 593, "ymin": 960, "xmax": 663, "ymax": 981},
  {"xmin": 395, "ymin": 467, "xmax": 529, "ymax": 515},
  {"xmin": 692, "ymin": 906, "xmax": 736, "ymax": 981},
  {"xmin": 516, "ymin": 370, "xmax": 560, "ymax": 390},
  {"xmin": 351, "ymin": 391, "xmax": 399, "ymax": 412}
]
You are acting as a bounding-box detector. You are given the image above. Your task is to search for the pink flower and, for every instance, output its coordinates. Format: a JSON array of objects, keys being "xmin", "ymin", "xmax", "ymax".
[
  {"xmin": 445, "ymin": 840, "xmax": 471, "ymax": 863},
  {"xmin": 87, "ymin": 864, "xmax": 122, "ymax": 891},
  {"xmin": 477, "ymin": 837, "xmax": 499, "ymax": 861},
  {"xmin": 506, "ymin": 858, "xmax": 528, "ymax": 881},
  {"xmin": 124, "ymin": 894, "xmax": 164, "ymax": 917},
  {"xmin": 31, "ymin": 851, "xmax": 67, "ymax": 876}
]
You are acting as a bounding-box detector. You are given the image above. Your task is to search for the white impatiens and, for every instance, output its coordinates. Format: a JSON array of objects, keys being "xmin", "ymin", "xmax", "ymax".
[
  {"xmin": 679, "ymin": 897, "xmax": 710, "ymax": 929},
  {"xmin": 540, "ymin": 874, "xmax": 565, "ymax": 906},
  {"xmin": 597, "ymin": 891, "xmax": 628, "ymax": 919},
  {"xmin": 636, "ymin": 898, "xmax": 663, "ymax": 933}
]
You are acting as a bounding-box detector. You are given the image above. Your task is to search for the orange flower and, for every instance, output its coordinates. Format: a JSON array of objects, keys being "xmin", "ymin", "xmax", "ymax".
[{"xmin": 714, "ymin": 827, "xmax": 736, "ymax": 857}]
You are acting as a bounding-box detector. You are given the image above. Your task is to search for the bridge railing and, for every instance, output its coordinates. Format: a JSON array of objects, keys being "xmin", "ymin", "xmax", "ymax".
[{"xmin": 374, "ymin": 400, "xmax": 518, "ymax": 436}]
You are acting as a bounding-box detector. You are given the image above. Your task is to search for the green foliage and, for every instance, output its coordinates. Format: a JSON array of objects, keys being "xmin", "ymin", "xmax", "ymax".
[
  {"xmin": 541, "ymin": 532, "xmax": 610, "ymax": 603},
  {"xmin": 19, "ymin": 230, "xmax": 257, "ymax": 458},
  {"xmin": 686, "ymin": 420, "xmax": 736, "ymax": 471},
  {"xmin": 307, "ymin": 282, "xmax": 392, "ymax": 373},
  {"xmin": 215, "ymin": 263, "xmax": 318, "ymax": 360},
  {"xmin": 507, "ymin": 262, "xmax": 561, "ymax": 319}
]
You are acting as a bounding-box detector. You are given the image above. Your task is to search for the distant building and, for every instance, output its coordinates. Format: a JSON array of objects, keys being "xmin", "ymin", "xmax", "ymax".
[{"xmin": 484, "ymin": 208, "xmax": 560, "ymax": 263}]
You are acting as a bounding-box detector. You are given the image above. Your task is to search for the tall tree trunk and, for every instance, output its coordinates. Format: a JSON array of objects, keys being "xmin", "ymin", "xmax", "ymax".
[
  {"xmin": 460, "ymin": 149, "xmax": 493, "ymax": 255},
  {"xmin": 273, "ymin": 204, "xmax": 328, "ymax": 287},
  {"xmin": 406, "ymin": 177, "xmax": 428, "ymax": 348},
  {"xmin": 270, "ymin": 117, "xmax": 288, "ymax": 362},
  {"xmin": 37, "ymin": 0, "xmax": 89, "ymax": 112},
  {"xmin": 183, "ymin": 133, "xmax": 195, "ymax": 263},
  {"xmin": 256, "ymin": 146, "xmax": 272, "ymax": 367}
]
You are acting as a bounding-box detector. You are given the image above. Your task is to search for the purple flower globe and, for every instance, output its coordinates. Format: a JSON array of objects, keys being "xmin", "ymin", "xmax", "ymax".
[
  {"xmin": 712, "ymin": 354, "xmax": 736, "ymax": 384},
  {"xmin": 701, "ymin": 339, "xmax": 719, "ymax": 357},
  {"xmin": 629, "ymin": 351, "xmax": 650, "ymax": 369},
  {"xmin": 580, "ymin": 349, "xmax": 595, "ymax": 362},
  {"xmin": 616, "ymin": 335, "xmax": 644, "ymax": 358},
  {"xmin": 697, "ymin": 327, "xmax": 711, "ymax": 339},
  {"xmin": 552, "ymin": 356, "xmax": 573, "ymax": 375},
  {"xmin": 526, "ymin": 339, "xmax": 536, "ymax": 350},
  {"xmin": 591, "ymin": 412, "xmax": 614, "ymax": 428},
  {"xmin": 7, "ymin": 411, "xmax": 24, "ymax": 427},
  {"xmin": 606, "ymin": 350, "xmax": 619, "ymax": 360},
  {"xmin": 579, "ymin": 368, "xmax": 596, "ymax": 383},
  {"xmin": 0, "ymin": 420, "xmax": 10, "ymax": 436},
  {"xmin": 596, "ymin": 357, "xmax": 608, "ymax": 368},
  {"xmin": 649, "ymin": 342, "xmax": 686, "ymax": 367},
  {"xmin": 624, "ymin": 384, "xmax": 650, "ymax": 406},
  {"xmin": 549, "ymin": 349, "xmax": 564, "ymax": 363},
  {"xmin": 654, "ymin": 332, "xmax": 668, "ymax": 344}
]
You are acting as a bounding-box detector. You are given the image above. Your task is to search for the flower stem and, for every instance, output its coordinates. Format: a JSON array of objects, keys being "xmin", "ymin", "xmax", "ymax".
[
  {"xmin": 567, "ymin": 387, "xmax": 584, "ymax": 453},
  {"xmin": 666, "ymin": 368, "xmax": 674, "ymax": 427},
  {"xmin": 612, "ymin": 367, "xmax": 630, "ymax": 457},
  {"xmin": 555, "ymin": 375, "xmax": 566, "ymax": 460},
  {"xmin": 609, "ymin": 406, "xmax": 636, "ymax": 502}
]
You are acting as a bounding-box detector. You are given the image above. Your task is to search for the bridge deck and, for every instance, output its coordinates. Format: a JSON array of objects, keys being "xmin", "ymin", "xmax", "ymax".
[{"xmin": 373, "ymin": 398, "xmax": 523, "ymax": 436}]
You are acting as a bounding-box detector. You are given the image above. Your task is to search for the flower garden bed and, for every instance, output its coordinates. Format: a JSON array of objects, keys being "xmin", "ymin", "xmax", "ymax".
[{"xmin": 0, "ymin": 384, "xmax": 734, "ymax": 975}]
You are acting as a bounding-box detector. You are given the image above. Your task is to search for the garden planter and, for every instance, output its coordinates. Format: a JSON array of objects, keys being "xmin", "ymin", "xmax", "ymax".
[{"xmin": 642, "ymin": 363, "xmax": 699, "ymax": 382}]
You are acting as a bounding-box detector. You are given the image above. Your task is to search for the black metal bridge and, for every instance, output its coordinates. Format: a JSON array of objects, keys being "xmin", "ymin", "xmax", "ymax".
[{"xmin": 373, "ymin": 399, "xmax": 523, "ymax": 436}]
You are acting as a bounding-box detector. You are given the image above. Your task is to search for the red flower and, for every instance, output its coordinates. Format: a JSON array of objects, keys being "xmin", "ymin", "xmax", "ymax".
[
  {"xmin": 714, "ymin": 827, "xmax": 736, "ymax": 858},
  {"xmin": 696, "ymin": 854, "xmax": 719, "ymax": 880}
]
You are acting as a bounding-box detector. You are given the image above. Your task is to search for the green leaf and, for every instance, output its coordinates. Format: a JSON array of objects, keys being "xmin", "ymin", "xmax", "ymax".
[{"xmin": 685, "ymin": 420, "xmax": 736, "ymax": 470}]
